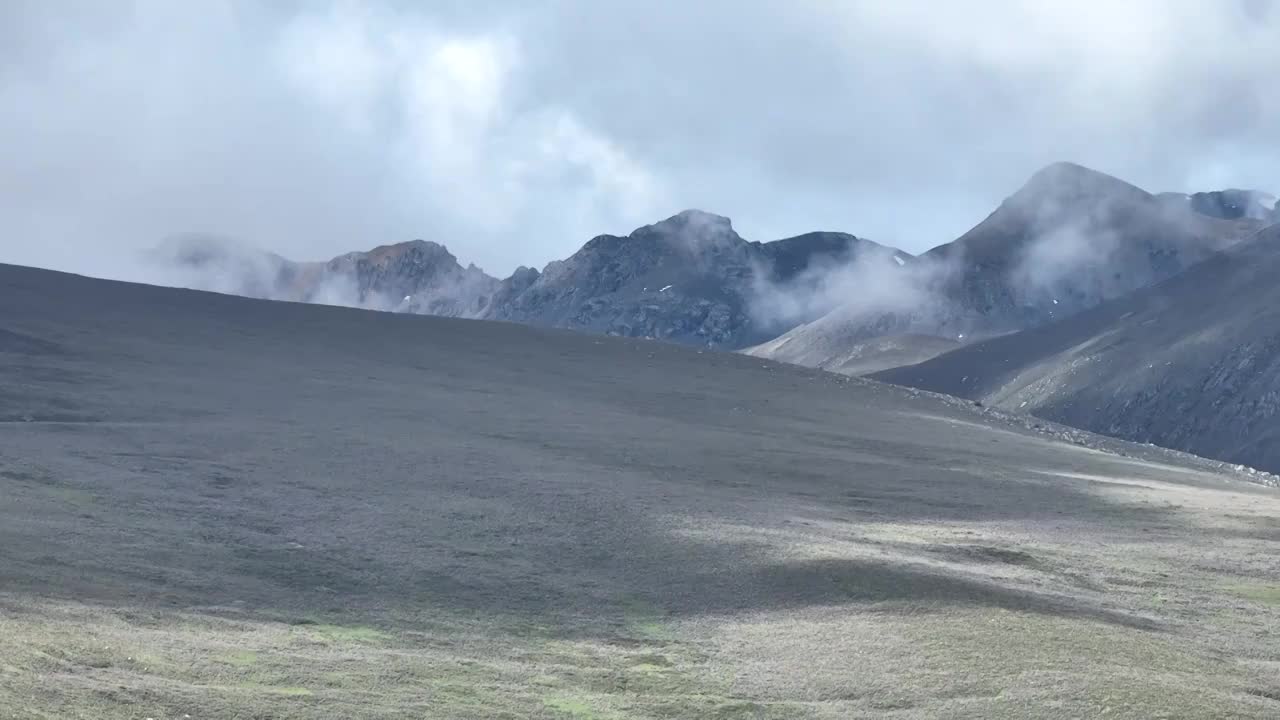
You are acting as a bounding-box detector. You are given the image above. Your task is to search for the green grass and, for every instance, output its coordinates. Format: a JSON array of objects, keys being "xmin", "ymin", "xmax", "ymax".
[
  {"xmin": 238, "ymin": 682, "xmax": 313, "ymax": 697},
  {"xmin": 617, "ymin": 596, "xmax": 675, "ymax": 642},
  {"xmin": 219, "ymin": 650, "xmax": 260, "ymax": 667},
  {"xmin": 262, "ymin": 686, "xmax": 313, "ymax": 697},
  {"xmin": 543, "ymin": 694, "xmax": 612, "ymax": 719},
  {"xmin": 1227, "ymin": 583, "xmax": 1280, "ymax": 605},
  {"xmin": 304, "ymin": 623, "xmax": 391, "ymax": 644},
  {"xmin": 45, "ymin": 486, "xmax": 95, "ymax": 507}
]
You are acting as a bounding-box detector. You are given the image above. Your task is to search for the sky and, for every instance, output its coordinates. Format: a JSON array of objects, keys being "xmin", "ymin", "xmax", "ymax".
[{"xmin": 2, "ymin": 0, "xmax": 1278, "ymax": 278}]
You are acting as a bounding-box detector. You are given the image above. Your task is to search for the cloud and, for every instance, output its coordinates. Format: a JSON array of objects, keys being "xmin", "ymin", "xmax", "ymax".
[
  {"xmin": 0, "ymin": 1, "xmax": 666, "ymax": 280},
  {"xmin": 746, "ymin": 245, "xmax": 918, "ymax": 334},
  {"xmin": 0, "ymin": 0, "xmax": 1276, "ymax": 281}
]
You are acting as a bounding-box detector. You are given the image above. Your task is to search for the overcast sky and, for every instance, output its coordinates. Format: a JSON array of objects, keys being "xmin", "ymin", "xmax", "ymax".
[{"xmin": 3, "ymin": 0, "xmax": 1277, "ymax": 277}]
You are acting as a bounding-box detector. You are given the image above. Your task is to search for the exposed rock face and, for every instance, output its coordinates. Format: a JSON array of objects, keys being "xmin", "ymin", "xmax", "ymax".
[
  {"xmin": 483, "ymin": 210, "xmax": 908, "ymax": 347},
  {"xmin": 148, "ymin": 210, "xmax": 908, "ymax": 349},
  {"xmin": 486, "ymin": 210, "xmax": 751, "ymax": 346},
  {"xmin": 1159, "ymin": 189, "xmax": 1278, "ymax": 221},
  {"xmin": 323, "ymin": 240, "xmax": 500, "ymax": 317},
  {"xmin": 149, "ymin": 235, "xmax": 501, "ymax": 317},
  {"xmin": 873, "ymin": 224, "xmax": 1280, "ymax": 473},
  {"xmin": 750, "ymin": 163, "xmax": 1265, "ymax": 373}
]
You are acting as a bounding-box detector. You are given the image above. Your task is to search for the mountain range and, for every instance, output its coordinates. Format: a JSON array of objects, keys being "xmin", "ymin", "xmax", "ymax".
[
  {"xmin": 149, "ymin": 210, "xmax": 909, "ymax": 349},
  {"xmin": 145, "ymin": 162, "xmax": 1280, "ymax": 475},
  {"xmin": 150, "ymin": 163, "xmax": 1273, "ymax": 362}
]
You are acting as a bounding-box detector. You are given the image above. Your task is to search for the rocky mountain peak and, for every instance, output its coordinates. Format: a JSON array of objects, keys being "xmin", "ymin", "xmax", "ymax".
[
  {"xmin": 665, "ymin": 208, "xmax": 734, "ymax": 230},
  {"xmin": 1014, "ymin": 162, "xmax": 1151, "ymax": 205},
  {"xmin": 638, "ymin": 210, "xmax": 740, "ymax": 249},
  {"xmin": 355, "ymin": 239, "xmax": 459, "ymax": 267}
]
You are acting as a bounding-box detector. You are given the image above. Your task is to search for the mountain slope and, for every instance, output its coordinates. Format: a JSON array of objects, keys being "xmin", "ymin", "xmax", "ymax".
[
  {"xmin": 4, "ymin": 261, "xmax": 1280, "ymax": 718},
  {"xmin": 485, "ymin": 210, "xmax": 909, "ymax": 347},
  {"xmin": 751, "ymin": 163, "xmax": 1265, "ymax": 373},
  {"xmin": 874, "ymin": 223, "xmax": 1280, "ymax": 473},
  {"xmin": 751, "ymin": 331, "xmax": 960, "ymax": 376}
]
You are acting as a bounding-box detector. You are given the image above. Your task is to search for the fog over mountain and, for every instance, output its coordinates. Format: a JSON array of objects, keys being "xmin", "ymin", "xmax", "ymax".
[
  {"xmin": 148, "ymin": 210, "xmax": 910, "ymax": 348},
  {"xmin": 874, "ymin": 223, "xmax": 1280, "ymax": 475},
  {"xmin": 2, "ymin": 2, "xmax": 1278, "ymax": 280},
  {"xmin": 749, "ymin": 163, "xmax": 1268, "ymax": 371}
]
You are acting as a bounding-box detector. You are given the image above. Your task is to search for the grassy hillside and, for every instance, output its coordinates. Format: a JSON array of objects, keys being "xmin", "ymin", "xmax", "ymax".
[{"xmin": 3, "ymin": 264, "xmax": 1280, "ymax": 718}]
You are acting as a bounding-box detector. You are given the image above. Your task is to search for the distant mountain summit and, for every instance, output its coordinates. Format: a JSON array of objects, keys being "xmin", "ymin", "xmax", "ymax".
[
  {"xmin": 148, "ymin": 210, "xmax": 909, "ymax": 349},
  {"xmin": 147, "ymin": 164, "xmax": 1273, "ymax": 360},
  {"xmin": 749, "ymin": 162, "xmax": 1266, "ymax": 372},
  {"xmin": 925, "ymin": 162, "xmax": 1257, "ymax": 326},
  {"xmin": 488, "ymin": 210, "xmax": 908, "ymax": 347},
  {"xmin": 148, "ymin": 236, "xmax": 500, "ymax": 317},
  {"xmin": 322, "ymin": 240, "xmax": 499, "ymax": 317}
]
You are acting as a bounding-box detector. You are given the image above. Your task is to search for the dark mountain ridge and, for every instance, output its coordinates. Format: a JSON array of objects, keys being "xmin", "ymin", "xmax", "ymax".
[
  {"xmin": 748, "ymin": 162, "xmax": 1267, "ymax": 372},
  {"xmin": 488, "ymin": 210, "xmax": 909, "ymax": 347},
  {"xmin": 874, "ymin": 223, "xmax": 1280, "ymax": 473},
  {"xmin": 147, "ymin": 163, "xmax": 1271, "ymax": 359},
  {"xmin": 152, "ymin": 209, "xmax": 909, "ymax": 349}
]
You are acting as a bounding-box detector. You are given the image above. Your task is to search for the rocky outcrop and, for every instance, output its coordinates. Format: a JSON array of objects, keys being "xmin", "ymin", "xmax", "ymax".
[
  {"xmin": 322, "ymin": 240, "xmax": 500, "ymax": 317},
  {"xmin": 485, "ymin": 210, "xmax": 907, "ymax": 347}
]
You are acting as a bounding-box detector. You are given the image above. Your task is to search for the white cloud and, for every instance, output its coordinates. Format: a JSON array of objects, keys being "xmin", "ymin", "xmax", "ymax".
[{"xmin": 0, "ymin": 0, "xmax": 1275, "ymax": 280}]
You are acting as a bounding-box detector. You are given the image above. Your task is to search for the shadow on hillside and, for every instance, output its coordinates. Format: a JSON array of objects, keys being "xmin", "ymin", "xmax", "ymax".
[
  {"xmin": 657, "ymin": 555, "xmax": 1156, "ymax": 630},
  {"xmin": 0, "ymin": 465, "xmax": 1167, "ymax": 640}
]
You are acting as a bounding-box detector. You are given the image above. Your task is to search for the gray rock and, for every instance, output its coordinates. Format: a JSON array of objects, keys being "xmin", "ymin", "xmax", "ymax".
[{"xmin": 483, "ymin": 210, "xmax": 906, "ymax": 348}]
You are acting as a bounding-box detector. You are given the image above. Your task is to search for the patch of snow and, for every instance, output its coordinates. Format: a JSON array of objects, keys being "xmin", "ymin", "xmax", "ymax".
[
  {"xmin": 892, "ymin": 255, "xmax": 906, "ymax": 266},
  {"xmin": 660, "ymin": 285, "xmax": 673, "ymax": 292},
  {"xmin": 1052, "ymin": 299, "xmax": 1059, "ymax": 305}
]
